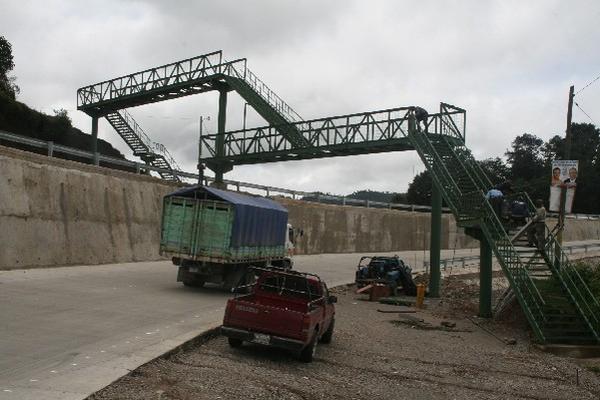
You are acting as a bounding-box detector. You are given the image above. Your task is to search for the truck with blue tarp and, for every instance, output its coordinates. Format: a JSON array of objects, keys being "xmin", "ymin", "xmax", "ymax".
[{"xmin": 160, "ymin": 185, "xmax": 296, "ymax": 289}]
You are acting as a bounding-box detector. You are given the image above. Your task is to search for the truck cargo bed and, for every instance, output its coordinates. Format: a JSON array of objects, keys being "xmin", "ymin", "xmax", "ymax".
[{"xmin": 160, "ymin": 186, "xmax": 288, "ymax": 263}]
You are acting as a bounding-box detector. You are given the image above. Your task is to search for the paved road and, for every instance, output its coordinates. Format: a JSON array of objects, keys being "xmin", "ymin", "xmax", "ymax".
[{"xmin": 0, "ymin": 243, "xmax": 598, "ymax": 399}]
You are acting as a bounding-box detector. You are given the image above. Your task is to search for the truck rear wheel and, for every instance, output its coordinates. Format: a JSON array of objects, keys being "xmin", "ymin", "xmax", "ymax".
[{"xmin": 299, "ymin": 333, "xmax": 317, "ymax": 363}]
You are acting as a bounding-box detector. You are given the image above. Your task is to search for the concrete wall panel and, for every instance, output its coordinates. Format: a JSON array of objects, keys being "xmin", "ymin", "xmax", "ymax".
[
  {"xmin": 0, "ymin": 146, "xmax": 178, "ymax": 269},
  {"xmin": 1, "ymin": 145, "xmax": 598, "ymax": 270}
]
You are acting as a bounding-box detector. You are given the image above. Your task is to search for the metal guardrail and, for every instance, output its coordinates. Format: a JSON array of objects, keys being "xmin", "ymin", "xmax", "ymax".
[
  {"xmin": 301, "ymin": 193, "xmax": 452, "ymax": 213},
  {"xmin": 0, "ymin": 129, "xmax": 196, "ymax": 178},
  {"xmin": 547, "ymin": 212, "xmax": 600, "ymax": 221},
  {"xmin": 3, "ymin": 129, "xmax": 600, "ymax": 218},
  {"xmin": 422, "ymin": 241, "xmax": 600, "ymax": 271}
]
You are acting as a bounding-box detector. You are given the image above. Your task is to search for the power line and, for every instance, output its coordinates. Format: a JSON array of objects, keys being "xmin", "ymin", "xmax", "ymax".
[
  {"xmin": 575, "ymin": 73, "xmax": 600, "ymax": 96},
  {"xmin": 574, "ymin": 101, "xmax": 597, "ymax": 125}
]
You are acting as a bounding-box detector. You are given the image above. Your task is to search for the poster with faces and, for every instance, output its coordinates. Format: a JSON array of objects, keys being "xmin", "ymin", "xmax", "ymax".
[{"xmin": 549, "ymin": 160, "xmax": 578, "ymax": 213}]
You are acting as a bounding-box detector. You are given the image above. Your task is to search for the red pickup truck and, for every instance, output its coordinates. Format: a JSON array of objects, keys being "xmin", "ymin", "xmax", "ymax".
[{"xmin": 221, "ymin": 268, "xmax": 336, "ymax": 362}]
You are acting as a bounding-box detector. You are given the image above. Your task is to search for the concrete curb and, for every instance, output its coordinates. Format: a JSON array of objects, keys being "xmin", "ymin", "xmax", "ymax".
[
  {"xmin": 84, "ymin": 325, "xmax": 222, "ymax": 399},
  {"xmin": 84, "ymin": 281, "xmax": 355, "ymax": 398}
]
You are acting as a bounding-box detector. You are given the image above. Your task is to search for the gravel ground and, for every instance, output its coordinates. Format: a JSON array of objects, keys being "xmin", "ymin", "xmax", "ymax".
[{"xmin": 89, "ymin": 283, "xmax": 600, "ymax": 400}]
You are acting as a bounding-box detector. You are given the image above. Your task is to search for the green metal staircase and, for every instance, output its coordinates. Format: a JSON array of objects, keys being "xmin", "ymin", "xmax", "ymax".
[
  {"xmin": 220, "ymin": 61, "xmax": 310, "ymax": 148},
  {"xmin": 407, "ymin": 112, "xmax": 600, "ymax": 344},
  {"xmin": 105, "ymin": 110, "xmax": 181, "ymax": 181}
]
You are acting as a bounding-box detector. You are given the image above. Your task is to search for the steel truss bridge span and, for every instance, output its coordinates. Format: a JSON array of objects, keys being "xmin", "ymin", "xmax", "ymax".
[
  {"xmin": 77, "ymin": 50, "xmax": 302, "ymax": 124},
  {"xmin": 77, "ymin": 50, "xmax": 311, "ymax": 180},
  {"xmin": 199, "ymin": 103, "xmax": 465, "ymax": 167}
]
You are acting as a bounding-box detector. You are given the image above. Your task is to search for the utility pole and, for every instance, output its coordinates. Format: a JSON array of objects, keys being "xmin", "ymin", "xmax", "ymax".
[
  {"xmin": 557, "ymin": 85, "xmax": 574, "ymax": 245},
  {"xmin": 198, "ymin": 116, "xmax": 209, "ymax": 185}
]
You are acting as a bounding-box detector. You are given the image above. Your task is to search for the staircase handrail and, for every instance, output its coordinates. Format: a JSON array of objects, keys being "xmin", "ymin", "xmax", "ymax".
[
  {"xmin": 117, "ymin": 110, "xmax": 181, "ymax": 172},
  {"xmin": 409, "ymin": 130, "xmax": 463, "ymax": 211},
  {"xmin": 504, "ymin": 190, "xmax": 599, "ymax": 340},
  {"xmin": 543, "ymin": 229, "xmax": 600, "ymax": 338},
  {"xmin": 476, "ymin": 192, "xmax": 548, "ymax": 329},
  {"xmin": 436, "ymin": 135, "xmax": 491, "ymax": 200},
  {"xmin": 454, "ymin": 143, "xmax": 493, "ymax": 190},
  {"xmin": 439, "ymin": 103, "xmax": 466, "ymax": 141},
  {"xmin": 220, "ymin": 59, "xmax": 303, "ymax": 123},
  {"xmin": 460, "ymin": 186, "xmax": 548, "ymax": 340}
]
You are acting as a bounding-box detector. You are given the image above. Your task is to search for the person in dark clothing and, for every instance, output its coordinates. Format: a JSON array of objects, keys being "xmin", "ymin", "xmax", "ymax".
[
  {"xmin": 485, "ymin": 186, "xmax": 504, "ymax": 220},
  {"xmin": 413, "ymin": 106, "xmax": 429, "ymax": 132},
  {"xmin": 497, "ymin": 180, "xmax": 512, "ymax": 195}
]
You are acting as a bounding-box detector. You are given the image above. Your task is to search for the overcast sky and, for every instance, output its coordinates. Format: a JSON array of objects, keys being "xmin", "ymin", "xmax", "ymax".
[{"xmin": 2, "ymin": 0, "xmax": 600, "ymax": 195}]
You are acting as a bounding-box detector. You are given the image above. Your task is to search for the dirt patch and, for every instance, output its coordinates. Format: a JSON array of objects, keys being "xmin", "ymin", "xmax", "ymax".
[{"xmin": 89, "ymin": 280, "xmax": 600, "ymax": 400}]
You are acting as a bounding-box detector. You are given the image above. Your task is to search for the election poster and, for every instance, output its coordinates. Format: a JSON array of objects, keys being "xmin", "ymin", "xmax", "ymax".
[{"xmin": 549, "ymin": 160, "xmax": 578, "ymax": 213}]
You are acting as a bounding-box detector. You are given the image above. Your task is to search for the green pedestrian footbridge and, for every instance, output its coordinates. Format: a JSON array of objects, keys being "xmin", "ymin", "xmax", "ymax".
[{"xmin": 77, "ymin": 50, "xmax": 600, "ymax": 345}]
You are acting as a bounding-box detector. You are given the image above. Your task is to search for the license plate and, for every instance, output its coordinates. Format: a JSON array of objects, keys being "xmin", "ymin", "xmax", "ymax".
[
  {"xmin": 188, "ymin": 267, "xmax": 199, "ymax": 273},
  {"xmin": 253, "ymin": 333, "xmax": 270, "ymax": 345}
]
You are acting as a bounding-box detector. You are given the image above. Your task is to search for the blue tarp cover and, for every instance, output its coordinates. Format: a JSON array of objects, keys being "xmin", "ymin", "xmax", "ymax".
[{"xmin": 166, "ymin": 185, "xmax": 288, "ymax": 248}]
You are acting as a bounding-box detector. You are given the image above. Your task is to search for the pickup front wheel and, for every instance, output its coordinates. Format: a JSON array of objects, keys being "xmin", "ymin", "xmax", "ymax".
[{"xmin": 299, "ymin": 333, "xmax": 318, "ymax": 363}]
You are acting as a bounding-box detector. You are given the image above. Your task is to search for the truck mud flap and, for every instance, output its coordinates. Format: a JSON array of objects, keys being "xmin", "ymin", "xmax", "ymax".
[{"xmin": 223, "ymin": 265, "xmax": 250, "ymax": 290}]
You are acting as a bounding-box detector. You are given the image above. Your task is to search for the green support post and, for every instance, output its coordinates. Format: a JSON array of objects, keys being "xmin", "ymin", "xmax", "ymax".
[
  {"xmin": 214, "ymin": 88, "xmax": 228, "ymax": 185},
  {"xmin": 91, "ymin": 116, "xmax": 98, "ymax": 165},
  {"xmin": 479, "ymin": 235, "xmax": 493, "ymax": 318},
  {"xmin": 429, "ymin": 182, "xmax": 442, "ymax": 297}
]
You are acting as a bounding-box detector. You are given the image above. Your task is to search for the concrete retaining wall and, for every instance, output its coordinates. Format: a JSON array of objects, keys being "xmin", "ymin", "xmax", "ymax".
[
  {"xmin": 1, "ymin": 144, "xmax": 599, "ymax": 269},
  {"xmin": 0, "ymin": 146, "xmax": 179, "ymax": 269},
  {"xmin": 277, "ymin": 197, "xmax": 466, "ymax": 254}
]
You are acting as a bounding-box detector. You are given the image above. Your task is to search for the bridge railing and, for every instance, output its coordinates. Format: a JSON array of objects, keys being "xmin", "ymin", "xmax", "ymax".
[
  {"xmin": 77, "ymin": 51, "xmax": 224, "ymax": 108},
  {"xmin": 221, "ymin": 59, "xmax": 303, "ymax": 123},
  {"xmin": 201, "ymin": 104, "xmax": 467, "ymax": 161},
  {"xmin": 77, "ymin": 51, "xmax": 303, "ymax": 126},
  {"xmin": 200, "ymin": 107, "xmax": 414, "ymax": 158}
]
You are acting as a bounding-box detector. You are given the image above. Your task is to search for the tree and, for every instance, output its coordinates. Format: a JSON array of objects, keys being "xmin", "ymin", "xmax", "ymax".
[
  {"xmin": 346, "ymin": 189, "xmax": 400, "ymax": 203},
  {"xmin": 505, "ymin": 133, "xmax": 547, "ymax": 201},
  {"xmin": 406, "ymin": 170, "xmax": 432, "ymax": 206},
  {"xmin": 505, "ymin": 133, "xmax": 545, "ymax": 181},
  {"xmin": 0, "ymin": 36, "xmax": 19, "ymax": 99},
  {"xmin": 478, "ymin": 157, "xmax": 509, "ymax": 186},
  {"xmin": 53, "ymin": 108, "xmax": 71, "ymax": 132},
  {"xmin": 390, "ymin": 192, "xmax": 408, "ymax": 204},
  {"xmin": 538, "ymin": 124, "xmax": 600, "ymax": 213}
]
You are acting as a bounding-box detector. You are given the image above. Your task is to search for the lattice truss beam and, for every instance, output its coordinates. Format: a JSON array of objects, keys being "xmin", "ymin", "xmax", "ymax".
[
  {"xmin": 77, "ymin": 50, "xmax": 301, "ymax": 123},
  {"xmin": 200, "ymin": 103, "xmax": 465, "ymax": 166}
]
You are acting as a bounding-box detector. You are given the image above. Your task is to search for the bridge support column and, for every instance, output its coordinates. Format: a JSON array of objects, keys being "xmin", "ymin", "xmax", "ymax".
[
  {"xmin": 214, "ymin": 88, "xmax": 228, "ymax": 187},
  {"xmin": 429, "ymin": 182, "xmax": 442, "ymax": 297},
  {"xmin": 91, "ymin": 116, "xmax": 99, "ymax": 165},
  {"xmin": 479, "ymin": 235, "xmax": 493, "ymax": 318}
]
